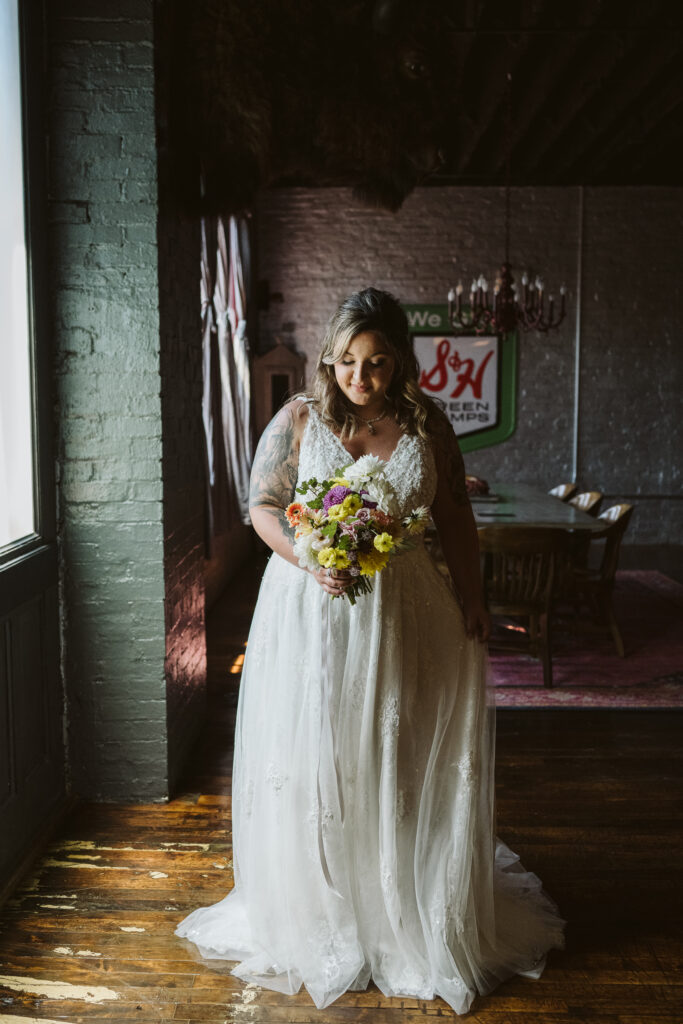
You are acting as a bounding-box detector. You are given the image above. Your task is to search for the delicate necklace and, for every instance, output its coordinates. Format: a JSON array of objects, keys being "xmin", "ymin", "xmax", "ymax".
[{"xmin": 357, "ymin": 408, "xmax": 388, "ymax": 435}]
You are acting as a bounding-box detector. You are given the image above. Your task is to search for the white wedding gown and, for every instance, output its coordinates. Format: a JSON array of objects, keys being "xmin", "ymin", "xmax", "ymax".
[{"xmin": 174, "ymin": 404, "xmax": 565, "ymax": 1014}]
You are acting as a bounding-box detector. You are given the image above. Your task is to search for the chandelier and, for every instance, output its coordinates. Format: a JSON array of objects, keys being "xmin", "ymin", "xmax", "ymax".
[
  {"xmin": 446, "ymin": 264, "xmax": 567, "ymax": 336},
  {"xmin": 446, "ymin": 75, "xmax": 567, "ymax": 337}
]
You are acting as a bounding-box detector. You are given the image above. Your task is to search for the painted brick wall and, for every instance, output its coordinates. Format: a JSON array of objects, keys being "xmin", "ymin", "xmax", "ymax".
[
  {"xmin": 255, "ymin": 186, "xmax": 682, "ymax": 544},
  {"xmin": 580, "ymin": 190, "xmax": 682, "ymax": 543},
  {"xmin": 48, "ymin": 1, "xmax": 206, "ymax": 800}
]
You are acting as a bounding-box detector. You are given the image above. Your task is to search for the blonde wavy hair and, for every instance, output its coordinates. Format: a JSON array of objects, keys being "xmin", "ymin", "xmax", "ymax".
[{"xmin": 301, "ymin": 287, "xmax": 438, "ymax": 440}]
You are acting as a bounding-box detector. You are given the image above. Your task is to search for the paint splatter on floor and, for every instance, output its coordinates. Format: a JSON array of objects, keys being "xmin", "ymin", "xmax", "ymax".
[
  {"xmin": 53, "ymin": 947, "xmax": 102, "ymax": 957},
  {"xmin": 228, "ymin": 982, "xmax": 261, "ymax": 1018},
  {"xmin": 0, "ymin": 975, "xmax": 119, "ymax": 1002},
  {"xmin": 43, "ymin": 859, "xmax": 132, "ymax": 871}
]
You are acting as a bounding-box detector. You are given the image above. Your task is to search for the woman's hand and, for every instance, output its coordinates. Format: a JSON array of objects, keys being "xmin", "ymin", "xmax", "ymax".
[
  {"xmin": 462, "ymin": 600, "xmax": 491, "ymax": 643},
  {"xmin": 309, "ymin": 566, "xmax": 354, "ymax": 597}
]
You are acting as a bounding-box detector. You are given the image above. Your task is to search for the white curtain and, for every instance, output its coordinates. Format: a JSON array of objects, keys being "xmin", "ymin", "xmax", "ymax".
[{"xmin": 201, "ymin": 215, "xmax": 254, "ymax": 556}]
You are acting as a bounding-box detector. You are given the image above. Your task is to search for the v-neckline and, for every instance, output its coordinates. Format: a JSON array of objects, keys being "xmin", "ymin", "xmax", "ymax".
[{"xmin": 315, "ymin": 409, "xmax": 409, "ymax": 468}]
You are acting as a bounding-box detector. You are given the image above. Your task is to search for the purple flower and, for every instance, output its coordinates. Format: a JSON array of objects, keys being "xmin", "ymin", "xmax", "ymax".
[{"xmin": 323, "ymin": 484, "xmax": 352, "ymax": 511}]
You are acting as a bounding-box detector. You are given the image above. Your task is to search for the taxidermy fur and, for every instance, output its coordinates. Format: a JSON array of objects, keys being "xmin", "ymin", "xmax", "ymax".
[{"xmin": 168, "ymin": 0, "xmax": 453, "ymax": 214}]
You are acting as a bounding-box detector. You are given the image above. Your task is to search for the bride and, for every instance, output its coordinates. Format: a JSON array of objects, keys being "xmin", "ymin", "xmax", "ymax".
[{"xmin": 174, "ymin": 287, "xmax": 565, "ymax": 1014}]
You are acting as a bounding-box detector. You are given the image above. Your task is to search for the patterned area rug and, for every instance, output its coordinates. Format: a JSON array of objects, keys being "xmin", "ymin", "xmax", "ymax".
[{"xmin": 490, "ymin": 571, "xmax": 683, "ymax": 708}]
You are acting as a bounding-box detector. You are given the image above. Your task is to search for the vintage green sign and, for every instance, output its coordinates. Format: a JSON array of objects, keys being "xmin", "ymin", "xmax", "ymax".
[{"xmin": 403, "ymin": 304, "xmax": 517, "ymax": 454}]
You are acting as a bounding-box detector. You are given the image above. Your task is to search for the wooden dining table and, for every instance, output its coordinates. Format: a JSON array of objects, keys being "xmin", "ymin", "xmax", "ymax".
[{"xmin": 471, "ymin": 482, "xmax": 606, "ymax": 532}]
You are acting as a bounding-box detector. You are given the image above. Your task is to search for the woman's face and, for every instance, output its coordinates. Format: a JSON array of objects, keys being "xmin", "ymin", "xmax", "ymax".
[{"xmin": 333, "ymin": 331, "xmax": 395, "ymax": 412}]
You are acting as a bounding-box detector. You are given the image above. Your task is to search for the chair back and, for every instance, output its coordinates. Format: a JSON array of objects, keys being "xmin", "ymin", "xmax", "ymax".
[
  {"xmin": 596, "ymin": 504, "xmax": 634, "ymax": 581},
  {"xmin": 548, "ymin": 482, "xmax": 577, "ymax": 502},
  {"xmin": 478, "ymin": 527, "xmax": 570, "ymax": 610},
  {"xmin": 569, "ymin": 490, "xmax": 603, "ymax": 516}
]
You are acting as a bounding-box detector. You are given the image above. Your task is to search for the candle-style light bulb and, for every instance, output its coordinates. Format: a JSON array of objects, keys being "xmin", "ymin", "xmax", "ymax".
[
  {"xmin": 455, "ymin": 282, "xmax": 464, "ymax": 296},
  {"xmin": 447, "ymin": 287, "xmax": 456, "ymax": 303},
  {"xmin": 521, "ymin": 272, "xmax": 529, "ymax": 286}
]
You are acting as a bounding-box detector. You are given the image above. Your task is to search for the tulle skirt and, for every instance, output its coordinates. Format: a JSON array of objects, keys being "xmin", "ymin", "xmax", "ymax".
[{"xmin": 175, "ymin": 546, "xmax": 565, "ymax": 1014}]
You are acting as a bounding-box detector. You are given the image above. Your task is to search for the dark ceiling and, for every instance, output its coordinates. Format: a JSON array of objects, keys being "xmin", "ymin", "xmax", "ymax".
[
  {"xmin": 426, "ymin": 0, "xmax": 683, "ymax": 187},
  {"xmin": 169, "ymin": 0, "xmax": 683, "ymax": 215}
]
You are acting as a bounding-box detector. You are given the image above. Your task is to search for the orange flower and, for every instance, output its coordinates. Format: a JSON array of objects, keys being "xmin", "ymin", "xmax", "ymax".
[
  {"xmin": 370, "ymin": 509, "xmax": 399, "ymax": 533},
  {"xmin": 285, "ymin": 502, "xmax": 305, "ymax": 527}
]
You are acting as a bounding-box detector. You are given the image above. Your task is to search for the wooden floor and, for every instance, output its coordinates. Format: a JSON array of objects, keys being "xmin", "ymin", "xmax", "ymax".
[{"xmin": 1, "ymin": 558, "xmax": 682, "ymax": 1023}]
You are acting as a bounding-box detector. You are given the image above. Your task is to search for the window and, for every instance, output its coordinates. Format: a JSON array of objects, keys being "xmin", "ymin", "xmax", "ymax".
[{"xmin": 0, "ymin": 0, "xmax": 35, "ymax": 549}]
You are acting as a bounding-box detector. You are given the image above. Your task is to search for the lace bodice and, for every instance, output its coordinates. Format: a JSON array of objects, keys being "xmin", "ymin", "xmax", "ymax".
[{"xmin": 297, "ymin": 401, "xmax": 438, "ymax": 516}]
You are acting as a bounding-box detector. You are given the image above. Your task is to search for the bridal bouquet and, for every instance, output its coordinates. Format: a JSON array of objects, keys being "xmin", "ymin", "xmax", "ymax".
[{"xmin": 287, "ymin": 454, "xmax": 430, "ymax": 604}]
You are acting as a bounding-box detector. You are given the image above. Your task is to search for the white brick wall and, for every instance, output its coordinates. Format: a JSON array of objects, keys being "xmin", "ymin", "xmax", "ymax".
[{"xmin": 256, "ymin": 185, "xmax": 682, "ymax": 544}]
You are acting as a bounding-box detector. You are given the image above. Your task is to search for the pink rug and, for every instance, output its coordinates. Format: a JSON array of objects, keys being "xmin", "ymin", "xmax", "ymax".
[{"xmin": 489, "ymin": 571, "xmax": 683, "ymax": 708}]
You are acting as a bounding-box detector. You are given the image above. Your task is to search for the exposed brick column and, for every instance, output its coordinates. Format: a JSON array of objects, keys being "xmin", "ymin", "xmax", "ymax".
[{"xmin": 48, "ymin": 1, "xmax": 206, "ymax": 800}]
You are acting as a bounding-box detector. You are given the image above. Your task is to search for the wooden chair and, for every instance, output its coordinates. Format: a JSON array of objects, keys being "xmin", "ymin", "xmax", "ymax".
[
  {"xmin": 548, "ymin": 482, "xmax": 577, "ymax": 502},
  {"xmin": 568, "ymin": 490, "xmax": 603, "ymax": 517},
  {"xmin": 565, "ymin": 491, "xmax": 604, "ymax": 571},
  {"xmin": 573, "ymin": 503, "xmax": 634, "ymax": 656},
  {"xmin": 479, "ymin": 526, "xmax": 571, "ymax": 688}
]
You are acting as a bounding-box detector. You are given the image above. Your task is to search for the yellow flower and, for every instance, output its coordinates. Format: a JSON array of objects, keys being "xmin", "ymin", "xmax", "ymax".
[
  {"xmin": 332, "ymin": 549, "xmax": 350, "ymax": 569},
  {"xmin": 318, "ymin": 547, "xmax": 350, "ymax": 570},
  {"xmin": 332, "ymin": 477, "xmax": 350, "ymax": 486},
  {"xmin": 357, "ymin": 548, "xmax": 389, "ymax": 577},
  {"xmin": 327, "ymin": 503, "xmax": 348, "ymax": 521},
  {"xmin": 341, "ymin": 494, "xmax": 362, "ymax": 515},
  {"xmin": 373, "ymin": 531, "xmax": 394, "ymax": 553},
  {"xmin": 317, "ymin": 547, "xmax": 337, "ymax": 568},
  {"xmin": 295, "ymin": 518, "xmax": 313, "ymax": 535}
]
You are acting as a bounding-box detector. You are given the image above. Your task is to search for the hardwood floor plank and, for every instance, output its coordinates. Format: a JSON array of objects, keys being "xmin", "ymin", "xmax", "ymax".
[{"xmin": 1, "ymin": 558, "xmax": 681, "ymax": 1023}]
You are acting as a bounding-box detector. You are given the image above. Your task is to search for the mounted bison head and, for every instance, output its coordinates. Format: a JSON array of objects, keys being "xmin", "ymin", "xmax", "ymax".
[{"xmin": 169, "ymin": 0, "xmax": 453, "ymax": 214}]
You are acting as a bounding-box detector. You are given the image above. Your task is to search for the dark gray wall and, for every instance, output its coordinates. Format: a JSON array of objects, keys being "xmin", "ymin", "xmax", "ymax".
[
  {"xmin": 256, "ymin": 186, "xmax": 682, "ymax": 544},
  {"xmin": 580, "ymin": 190, "xmax": 682, "ymax": 543},
  {"xmin": 155, "ymin": 4, "xmax": 208, "ymax": 795}
]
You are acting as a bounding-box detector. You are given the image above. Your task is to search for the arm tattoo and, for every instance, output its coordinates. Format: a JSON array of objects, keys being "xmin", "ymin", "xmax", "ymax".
[
  {"xmin": 430, "ymin": 408, "xmax": 470, "ymax": 507},
  {"xmin": 249, "ymin": 406, "xmax": 300, "ymax": 543},
  {"xmin": 260, "ymin": 506, "xmax": 296, "ymax": 544}
]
